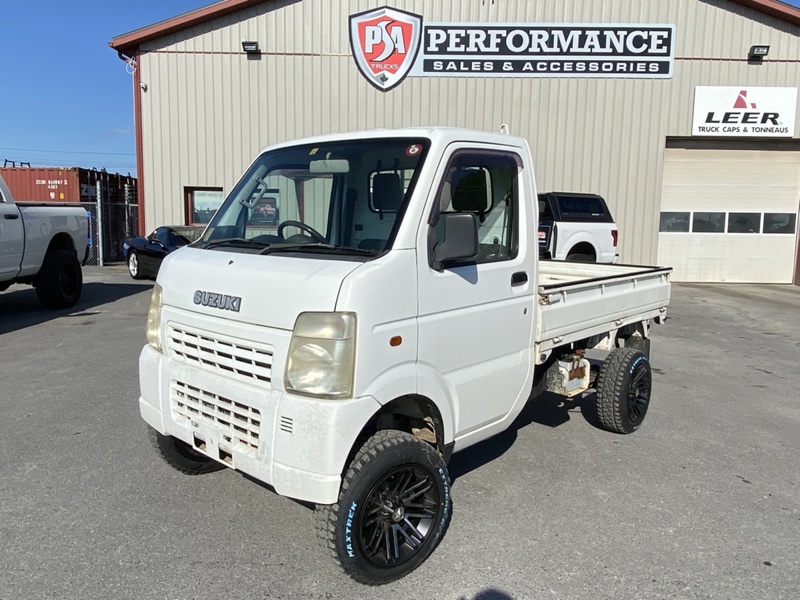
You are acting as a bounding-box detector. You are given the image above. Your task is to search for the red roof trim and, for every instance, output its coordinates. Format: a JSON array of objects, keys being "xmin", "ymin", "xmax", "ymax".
[
  {"xmin": 729, "ymin": 0, "xmax": 800, "ymax": 25},
  {"xmin": 110, "ymin": 0, "xmax": 800, "ymax": 55},
  {"xmin": 109, "ymin": 0, "xmax": 268, "ymax": 54}
]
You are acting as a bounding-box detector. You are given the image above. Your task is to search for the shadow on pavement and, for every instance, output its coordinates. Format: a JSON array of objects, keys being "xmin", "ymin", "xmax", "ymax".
[
  {"xmin": 459, "ymin": 589, "xmax": 515, "ymax": 600},
  {"xmin": 0, "ymin": 281, "xmax": 152, "ymax": 335},
  {"xmin": 449, "ymin": 389, "xmax": 602, "ymax": 483},
  {"xmin": 516, "ymin": 389, "xmax": 601, "ymax": 431}
]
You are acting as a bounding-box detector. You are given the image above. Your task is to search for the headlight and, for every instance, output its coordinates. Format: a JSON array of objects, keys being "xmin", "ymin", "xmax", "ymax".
[
  {"xmin": 146, "ymin": 283, "xmax": 163, "ymax": 352},
  {"xmin": 285, "ymin": 312, "xmax": 356, "ymax": 399}
]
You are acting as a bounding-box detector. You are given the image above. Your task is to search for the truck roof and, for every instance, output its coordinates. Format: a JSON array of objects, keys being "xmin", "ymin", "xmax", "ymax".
[{"xmin": 259, "ymin": 127, "xmax": 528, "ymax": 155}]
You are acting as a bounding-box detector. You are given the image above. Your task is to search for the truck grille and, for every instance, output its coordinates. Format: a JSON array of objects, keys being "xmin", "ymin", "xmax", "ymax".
[
  {"xmin": 171, "ymin": 380, "xmax": 261, "ymax": 450},
  {"xmin": 167, "ymin": 324, "xmax": 273, "ymax": 386}
]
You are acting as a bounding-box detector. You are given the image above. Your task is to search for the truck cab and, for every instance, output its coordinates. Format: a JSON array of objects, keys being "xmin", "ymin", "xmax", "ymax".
[{"xmin": 538, "ymin": 191, "xmax": 618, "ymax": 263}]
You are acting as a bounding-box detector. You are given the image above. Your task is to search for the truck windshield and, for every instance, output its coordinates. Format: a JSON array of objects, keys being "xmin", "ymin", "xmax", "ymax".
[{"xmin": 201, "ymin": 138, "xmax": 429, "ymax": 257}]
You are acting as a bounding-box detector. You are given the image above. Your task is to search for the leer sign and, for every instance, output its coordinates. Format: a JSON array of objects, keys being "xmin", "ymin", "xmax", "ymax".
[
  {"xmin": 692, "ymin": 87, "xmax": 798, "ymax": 137},
  {"xmin": 350, "ymin": 7, "xmax": 675, "ymax": 91}
]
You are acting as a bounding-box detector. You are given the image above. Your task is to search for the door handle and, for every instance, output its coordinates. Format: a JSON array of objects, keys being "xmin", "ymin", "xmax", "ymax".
[
  {"xmin": 511, "ymin": 271, "xmax": 528, "ymax": 286},
  {"xmin": 3, "ymin": 213, "xmax": 20, "ymax": 220}
]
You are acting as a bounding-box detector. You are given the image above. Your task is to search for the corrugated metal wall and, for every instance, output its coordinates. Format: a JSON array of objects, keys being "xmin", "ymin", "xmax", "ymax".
[{"xmin": 136, "ymin": 0, "xmax": 800, "ymax": 263}]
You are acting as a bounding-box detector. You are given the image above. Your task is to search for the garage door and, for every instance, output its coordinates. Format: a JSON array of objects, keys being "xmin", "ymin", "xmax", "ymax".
[{"xmin": 658, "ymin": 141, "xmax": 800, "ymax": 283}]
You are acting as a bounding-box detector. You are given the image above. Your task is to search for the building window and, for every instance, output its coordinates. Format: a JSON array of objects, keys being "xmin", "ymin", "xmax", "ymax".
[
  {"xmin": 659, "ymin": 212, "xmax": 690, "ymax": 232},
  {"xmin": 660, "ymin": 211, "xmax": 797, "ymax": 235},
  {"xmin": 727, "ymin": 213, "xmax": 761, "ymax": 233},
  {"xmin": 763, "ymin": 213, "xmax": 797, "ymax": 234},
  {"xmin": 186, "ymin": 187, "xmax": 224, "ymax": 224},
  {"xmin": 691, "ymin": 212, "xmax": 725, "ymax": 233}
]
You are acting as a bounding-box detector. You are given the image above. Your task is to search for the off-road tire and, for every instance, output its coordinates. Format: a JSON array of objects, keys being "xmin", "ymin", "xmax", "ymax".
[
  {"xmin": 128, "ymin": 250, "xmax": 144, "ymax": 279},
  {"xmin": 595, "ymin": 348, "xmax": 652, "ymax": 434},
  {"xmin": 315, "ymin": 430, "xmax": 452, "ymax": 586},
  {"xmin": 35, "ymin": 249, "xmax": 82, "ymax": 309},
  {"xmin": 147, "ymin": 426, "xmax": 225, "ymax": 475}
]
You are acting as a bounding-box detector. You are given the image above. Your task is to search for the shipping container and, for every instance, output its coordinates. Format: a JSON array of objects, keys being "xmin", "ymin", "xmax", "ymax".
[
  {"xmin": 0, "ymin": 167, "xmax": 82, "ymax": 202},
  {"xmin": 0, "ymin": 167, "xmax": 137, "ymax": 205}
]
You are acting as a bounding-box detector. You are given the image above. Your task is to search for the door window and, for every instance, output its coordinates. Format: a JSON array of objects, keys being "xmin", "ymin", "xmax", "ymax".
[{"xmin": 432, "ymin": 151, "xmax": 521, "ymax": 265}]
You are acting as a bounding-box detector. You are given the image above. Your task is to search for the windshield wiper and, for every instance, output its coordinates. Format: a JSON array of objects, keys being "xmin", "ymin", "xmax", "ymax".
[
  {"xmin": 200, "ymin": 238, "xmax": 269, "ymax": 250},
  {"xmin": 259, "ymin": 243, "xmax": 379, "ymax": 256}
]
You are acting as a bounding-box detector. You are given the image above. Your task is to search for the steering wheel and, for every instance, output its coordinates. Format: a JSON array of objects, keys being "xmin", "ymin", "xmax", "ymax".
[{"xmin": 277, "ymin": 220, "xmax": 326, "ymax": 243}]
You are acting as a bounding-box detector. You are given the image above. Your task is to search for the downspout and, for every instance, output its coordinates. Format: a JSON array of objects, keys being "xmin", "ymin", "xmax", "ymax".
[{"xmin": 117, "ymin": 50, "xmax": 146, "ymax": 236}]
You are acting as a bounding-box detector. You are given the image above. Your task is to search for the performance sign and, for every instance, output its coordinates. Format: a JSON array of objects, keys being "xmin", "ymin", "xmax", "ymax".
[{"xmin": 350, "ymin": 7, "xmax": 676, "ymax": 91}]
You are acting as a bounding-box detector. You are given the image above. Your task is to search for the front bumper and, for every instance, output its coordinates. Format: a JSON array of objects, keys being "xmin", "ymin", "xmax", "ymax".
[{"xmin": 139, "ymin": 344, "xmax": 380, "ymax": 505}]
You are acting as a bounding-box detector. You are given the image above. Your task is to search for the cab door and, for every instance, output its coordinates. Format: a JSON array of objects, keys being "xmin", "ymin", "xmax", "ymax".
[
  {"xmin": 0, "ymin": 184, "xmax": 24, "ymax": 280},
  {"xmin": 416, "ymin": 146, "xmax": 536, "ymax": 444}
]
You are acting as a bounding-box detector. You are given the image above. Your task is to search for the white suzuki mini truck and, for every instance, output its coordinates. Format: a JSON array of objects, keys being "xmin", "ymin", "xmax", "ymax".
[{"xmin": 138, "ymin": 128, "xmax": 671, "ymax": 585}]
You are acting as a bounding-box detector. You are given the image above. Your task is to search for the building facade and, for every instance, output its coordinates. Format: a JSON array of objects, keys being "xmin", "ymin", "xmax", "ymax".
[{"xmin": 110, "ymin": 0, "xmax": 800, "ymax": 283}]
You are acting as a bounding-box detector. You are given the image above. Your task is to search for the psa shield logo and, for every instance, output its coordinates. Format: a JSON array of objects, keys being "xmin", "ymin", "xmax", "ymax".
[{"xmin": 349, "ymin": 7, "xmax": 422, "ymax": 92}]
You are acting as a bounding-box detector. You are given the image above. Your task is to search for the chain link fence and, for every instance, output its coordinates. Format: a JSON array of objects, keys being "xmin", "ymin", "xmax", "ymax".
[{"xmin": 79, "ymin": 201, "xmax": 140, "ymax": 266}]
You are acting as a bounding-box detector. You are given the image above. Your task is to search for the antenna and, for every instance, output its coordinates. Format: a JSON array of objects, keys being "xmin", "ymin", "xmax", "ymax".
[{"xmin": 500, "ymin": 124, "xmax": 510, "ymax": 135}]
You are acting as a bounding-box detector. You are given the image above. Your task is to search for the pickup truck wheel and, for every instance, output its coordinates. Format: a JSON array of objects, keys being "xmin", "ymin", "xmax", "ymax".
[
  {"xmin": 315, "ymin": 430, "xmax": 452, "ymax": 585},
  {"xmin": 35, "ymin": 249, "xmax": 82, "ymax": 309},
  {"xmin": 565, "ymin": 253, "xmax": 595, "ymax": 262},
  {"xmin": 595, "ymin": 348, "xmax": 652, "ymax": 434},
  {"xmin": 147, "ymin": 427, "xmax": 225, "ymax": 475},
  {"xmin": 127, "ymin": 250, "xmax": 144, "ymax": 279}
]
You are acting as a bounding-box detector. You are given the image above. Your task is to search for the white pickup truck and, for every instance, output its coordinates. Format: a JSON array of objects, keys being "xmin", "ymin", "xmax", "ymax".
[
  {"xmin": 138, "ymin": 128, "xmax": 671, "ymax": 585},
  {"xmin": 0, "ymin": 173, "xmax": 89, "ymax": 308},
  {"xmin": 538, "ymin": 191, "xmax": 619, "ymax": 262}
]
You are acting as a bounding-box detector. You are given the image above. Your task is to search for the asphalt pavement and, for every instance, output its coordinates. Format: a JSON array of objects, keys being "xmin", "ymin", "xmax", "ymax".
[{"xmin": 1, "ymin": 267, "xmax": 798, "ymax": 600}]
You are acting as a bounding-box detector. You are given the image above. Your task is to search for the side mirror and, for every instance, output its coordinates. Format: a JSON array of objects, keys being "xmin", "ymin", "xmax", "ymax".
[{"xmin": 431, "ymin": 213, "xmax": 479, "ymax": 271}]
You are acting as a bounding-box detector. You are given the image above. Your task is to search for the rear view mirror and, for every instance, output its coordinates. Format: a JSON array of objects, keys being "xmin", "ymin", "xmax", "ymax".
[
  {"xmin": 309, "ymin": 159, "xmax": 350, "ymax": 174},
  {"xmin": 431, "ymin": 213, "xmax": 478, "ymax": 271}
]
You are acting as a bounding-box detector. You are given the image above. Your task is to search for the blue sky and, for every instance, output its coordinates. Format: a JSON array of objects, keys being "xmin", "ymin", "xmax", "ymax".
[
  {"xmin": 1, "ymin": 0, "xmax": 799, "ymax": 176},
  {"xmin": 0, "ymin": 1, "xmax": 202, "ymax": 175}
]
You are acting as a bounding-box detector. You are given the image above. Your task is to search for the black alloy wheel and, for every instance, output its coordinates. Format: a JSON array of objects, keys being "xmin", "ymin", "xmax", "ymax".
[
  {"xmin": 358, "ymin": 464, "xmax": 443, "ymax": 568},
  {"xmin": 596, "ymin": 348, "xmax": 653, "ymax": 434},
  {"xmin": 316, "ymin": 430, "xmax": 451, "ymax": 585},
  {"xmin": 626, "ymin": 361, "xmax": 652, "ymax": 423}
]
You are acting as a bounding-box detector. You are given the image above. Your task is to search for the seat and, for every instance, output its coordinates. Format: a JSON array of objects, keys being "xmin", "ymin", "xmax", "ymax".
[
  {"xmin": 372, "ymin": 173, "xmax": 403, "ymax": 215},
  {"xmin": 450, "ymin": 170, "xmax": 489, "ymax": 214}
]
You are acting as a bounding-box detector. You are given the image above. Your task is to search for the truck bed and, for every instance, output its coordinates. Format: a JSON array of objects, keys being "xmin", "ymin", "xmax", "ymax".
[{"xmin": 536, "ymin": 260, "xmax": 672, "ymax": 352}]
